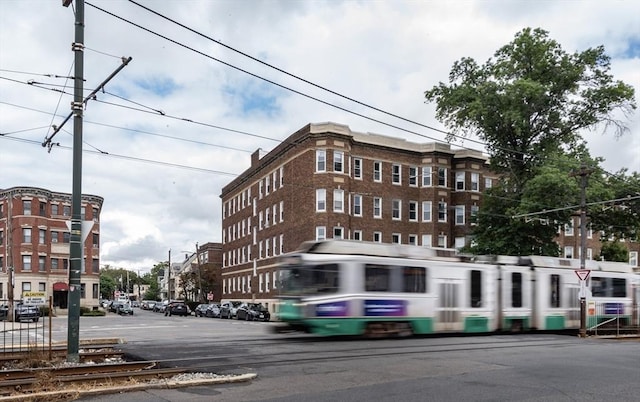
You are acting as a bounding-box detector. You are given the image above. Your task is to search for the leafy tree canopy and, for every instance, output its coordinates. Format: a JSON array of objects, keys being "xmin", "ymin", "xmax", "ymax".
[{"xmin": 426, "ymin": 27, "xmax": 637, "ymax": 256}]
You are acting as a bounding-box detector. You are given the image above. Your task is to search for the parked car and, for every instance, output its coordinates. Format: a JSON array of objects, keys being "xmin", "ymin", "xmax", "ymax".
[
  {"xmin": 152, "ymin": 301, "xmax": 167, "ymax": 313},
  {"xmin": 194, "ymin": 304, "xmax": 209, "ymax": 317},
  {"xmin": 108, "ymin": 301, "xmax": 123, "ymax": 313},
  {"xmin": 0, "ymin": 304, "xmax": 41, "ymax": 322},
  {"xmin": 205, "ymin": 303, "xmax": 221, "ymax": 318},
  {"xmin": 165, "ymin": 302, "xmax": 190, "ymax": 317},
  {"xmin": 117, "ymin": 303, "xmax": 134, "ymax": 315},
  {"xmin": 220, "ymin": 301, "xmax": 242, "ymax": 319},
  {"xmin": 236, "ymin": 303, "xmax": 270, "ymax": 321}
]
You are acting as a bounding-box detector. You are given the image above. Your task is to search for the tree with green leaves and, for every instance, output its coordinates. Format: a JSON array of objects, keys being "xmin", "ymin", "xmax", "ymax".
[{"xmin": 425, "ymin": 27, "xmax": 636, "ymax": 255}]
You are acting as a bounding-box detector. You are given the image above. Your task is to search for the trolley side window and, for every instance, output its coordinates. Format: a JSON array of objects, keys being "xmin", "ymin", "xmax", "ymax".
[
  {"xmin": 591, "ymin": 277, "xmax": 627, "ymax": 298},
  {"xmin": 550, "ymin": 274, "xmax": 561, "ymax": 308},
  {"xmin": 470, "ymin": 270, "xmax": 482, "ymax": 308},
  {"xmin": 511, "ymin": 272, "xmax": 522, "ymax": 308},
  {"xmin": 402, "ymin": 266, "xmax": 427, "ymax": 293},
  {"xmin": 365, "ymin": 264, "xmax": 390, "ymax": 292}
]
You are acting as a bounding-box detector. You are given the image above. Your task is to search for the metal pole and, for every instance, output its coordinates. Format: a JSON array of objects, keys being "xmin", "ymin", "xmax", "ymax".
[
  {"xmin": 168, "ymin": 249, "xmax": 171, "ymax": 301},
  {"xmin": 66, "ymin": 0, "xmax": 85, "ymax": 363}
]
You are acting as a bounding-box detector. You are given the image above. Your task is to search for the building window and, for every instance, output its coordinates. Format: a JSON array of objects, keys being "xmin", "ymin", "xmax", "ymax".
[
  {"xmin": 471, "ymin": 173, "xmax": 479, "ymax": 191},
  {"xmin": 23, "ymin": 228, "xmax": 31, "ymax": 243},
  {"xmin": 333, "ymin": 189, "xmax": 344, "ymax": 212},
  {"xmin": 265, "ymin": 176, "xmax": 271, "ymax": 195},
  {"xmin": 437, "ymin": 234, "xmax": 447, "ymax": 247},
  {"xmin": 39, "ymin": 256, "xmax": 45, "ymax": 271},
  {"xmin": 39, "ymin": 282, "xmax": 46, "ymax": 292},
  {"xmin": 422, "ymin": 234, "xmax": 432, "ymax": 247},
  {"xmin": 23, "ymin": 200, "xmax": 31, "ymax": 215},
  {"xmin": 564, "ymin": 220, "xmax": 574, "ymax": 236},
  {"xmin": 392, "ymin": 164, "xmax": 401, "ymax": 184},
  {"xmin": 63, "ymin": 205, "xmax": 71, "ymax": 216},
  {"xmin": 455, "ymin": 205, "xmax": 465, "ymax": 225},
  {"xmin": 316, "ymin": 149, "xmax": 326, "ymax": 172},
  {"xmin": 422, "ymin": 166, "xmax": 432, "ymax": 187},
  {"xmin": 564, "ymin": 246, "xmax": 574, "ymax": 259},
  {"xmin": 471, "ymin": 204, "xmax": 479, "ymax": 225},
  {"xmin": 438, "ymin": 201, "xmax": 447, "ymax": 222},
  {"xmin": 92, "ymin": 259, "xmax": 99, "ymax": 273},
  {"xmin": 438, "ymin": 167, "xmax": 447, "ymax": 187},
  {"xmin": 39, "ymin": 229, "xmax": 46, "ymax": 244},
  {"xmin": 409, "ymin": 166, "xmax": 418, "ymax": 187},
  {"xmin": 587, "ymin": 248, "xmax": 593, "ymax": 260},
  {"xmin": 22, "ymin": 282, "xmax": 31, "ymax": 292},
  {"xmin": 373, "ymin": 231, "xmax": 382, "ymax": 243},
  {"xmin": 80, "ymin": 283, "xmax": 86, "ymax": 299},
  {"xmin": 316, "ymin": 188, "xmax": 327, "ymax": 212},
  {"xmin": 392, "ymin": 199, "xmax": 401, "ymax": 220},
  {"xmin": 39, "ymin": 203, "xmax": 46, "ymax": 217},
  {"xmin": 373, "ymin": 161, "xmax": 382, "ymax": 182},
  {"xmin": 334, "ymin": 151, "xmax": 344, "ymax": 173},
  {"xmin": 93, "ymin": 283, "xmax": 99, "ymax": 299},
  {"xmin": 485, "ymin": 177, "xmax": 493, "ymax": 189},
  {"xmin": 353, "ymin": 230, "xmax": 362, "ymax": 241},
  {"xmin": 93, "ymin": 207, "xmax": 99, "ymax": 222},
  {"xmin": 456, "ymin": 172, "xmax": 465, "ymax": 190},
  {"xmin": 93, "ymin": 233, "xmax": 99, "ymax": 248},
  {"xmin": 407, "ymin": 201, "xmax": 418, "ymax": 221},
  {"xmin": 373, "ymin": 197, "xmax": 382, "ymax": 218},
  {"xmin": 51, "ymin": 258, "xmax": 58, "ymax": 270},
  {"xmin": 353, "ymin": 194, "xmax": 362, "ymax": 216},
  {"xmin": 333, "ymin": 227, "xmax": 344, "ymax": 239},
  {"xmin": 51, "ymin": 204, "xmax": 58, "ymax": 215},
  {"xmin": 316, "ymin": 226, "xmax": 326, "ymax": 241},
  {"xmin": 0, "ymin": 230, "xmax": 3, "ymax": 244},
  {"xmin": 23, "ymin": 255, "xmax": 31, "ymax": 271},
  {"xmin": 455, "ymin": 237, "xmax": 465, "ymax": 250},
  {"xmin": 422, "ymin": 201, "xmax": 432, "ymax": 222},
  {"xmin": 408, "ymin": 234, "xmax": 417, "ymax": 245},
  {"xmin": 629, "ymin": 251, "xmax": 638, "ymax": 267},
  {"xmin": 353, "ymin": 158, "xmax": 362, "ymax": 179},
  {"xmin": 392, "ymin": 233, "xmax": 401, "ymax": 244}
]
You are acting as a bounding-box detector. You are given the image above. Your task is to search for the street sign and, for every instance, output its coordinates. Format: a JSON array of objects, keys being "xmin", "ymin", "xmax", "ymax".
[
  {"xmin": 575, "ymin": 269, "xmax": 590, "ymax": 281},
  {"xmin": 207, "ymin": 292, "xmax": 214, "ymax": 301},
  {"xmin": 23, "ymin": 292, "xmax": 47, "ymax": 305}
]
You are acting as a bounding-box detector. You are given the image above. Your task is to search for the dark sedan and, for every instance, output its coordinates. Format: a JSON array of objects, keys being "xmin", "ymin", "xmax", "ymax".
[
  {"xmin": 236, "ymin": 303, "xmax": 270, "ymax": 321},
  {"xmin": 165, "ymin": 302, "xmax": 190, "ymax": 317}
]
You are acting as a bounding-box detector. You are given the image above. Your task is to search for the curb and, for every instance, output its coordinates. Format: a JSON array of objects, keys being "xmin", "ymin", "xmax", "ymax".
[{"xmin": 0, "ymin": 373, "xmax": 257, "ymax": 401}]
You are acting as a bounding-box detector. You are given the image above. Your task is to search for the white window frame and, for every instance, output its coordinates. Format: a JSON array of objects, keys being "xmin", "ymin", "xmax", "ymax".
[
  {"xmin": 438, "ymin": 201, "xmax": 447, "ymax": 222},
  {"xmin": 422, "ymin": 201, "xmax": 432, "ymax": 222},
  {"xmin": 316, "ymin": 226, "xmax": 326, "ymax": 241},
  {"xmin": 422, "ymin": 234, "xmax": 432, "ymax": 247},
  {"xmin": 333, "ymin": 227, "xmax": 344, "ymax": 239},
  {"xmin": 316, "ymin": 149, "xmax": 326, "ymax": 172},
  {"xmin": 353, "ymin": 194, "xmax": 362, "ymax": 216},
  {"xmin": 353, "ymin": 158, "xmax": 362, "ymax": 179},
  {"xmin": 455, "ymin": 205, "xmax": 465, "ymax": 225},
  {"xmin": 392, "ymin": 199, "xmax": 401, "ymax": 220},
  {"xmin": 456, "ymin": 171, "xmax": 465, "ymax": 191},
  {"xmin": 373, "ymin": 161, "xmax": 382, "ymax": 182},
  {"xmin": 392, "ymin": 164, "xmax": 401, "ymax": 184},
  {"xmin": 333, "ymin": 189, "xmax": 344, "ymax": 213},
  {"xmin": 422, "ymin": 166, "xmax": 432, "ymax": 187},
  {"xmin": 334, "ymin": 151, "xmax": 344, "ymax": 173},
  {"xmin": 408, "ymin": 234, "xmax": 417, "ymax": 246},
  {"xmin": 373, "ymin": 197, "xmax": 382, "ymax": 218},
  {"xmin": 392, "ymin": 233, "xmax": 401, "ymax": 244},
  {"xmin": 409, "ymin": 166, "xmax": 418, "ymax": 187},
  {"xmin": 409, "ymin": 201, "xmax": 418, "ymax": 222},
  {"xmin": 471, "ymin": 172, "xmax": 479, "ymax": 191},
  {"xmin": 316, "ymin": 189, "xmax": 326, "ymax": 212},
  {"xmin": 438, "ymin": 167, "xmax": 447, "ymax": 187},
  {"xmin": 353, "ymin": 230, "xmax": 362, "ymax": 241},
  {"xmin": 373, "ymin": 231, "xmax": 382, "ymax": 243}
]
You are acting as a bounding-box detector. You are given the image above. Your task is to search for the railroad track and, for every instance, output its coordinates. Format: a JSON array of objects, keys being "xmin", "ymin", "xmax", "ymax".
[{"xmin": 0, "ymin": 360, "xmax": 189, "ymax": 398}]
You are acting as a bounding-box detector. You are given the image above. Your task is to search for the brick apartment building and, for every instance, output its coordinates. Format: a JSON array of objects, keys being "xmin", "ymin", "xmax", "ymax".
[
  {"xmin": 0, "ymin": 186, "xmax": 103, "ymax": 309},
  {"xmin": 219, "ymin": 122, "xmax": 497, "ymax": 306}
]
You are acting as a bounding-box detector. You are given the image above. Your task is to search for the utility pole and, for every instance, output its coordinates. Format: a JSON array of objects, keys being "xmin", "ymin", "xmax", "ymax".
[
  {"xmin": 195, "ymin": 243, "xmax": 204, "ymax": 303},
  {"xmin": 167, "ymin": 249, "xmax": 171, "ymax": 301},
  {"xmin": 570, "ymin": 164, "xmax": 594, "ymax": 338},
  {"xmin": 60, "ymin": 0, "xmax": 131, "ymax": 363}
]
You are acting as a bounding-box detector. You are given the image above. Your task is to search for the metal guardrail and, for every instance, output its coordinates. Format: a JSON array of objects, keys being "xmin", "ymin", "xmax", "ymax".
[{"xmin": 587, "ymin": 301, "xmax": 640, "ymax": 336}]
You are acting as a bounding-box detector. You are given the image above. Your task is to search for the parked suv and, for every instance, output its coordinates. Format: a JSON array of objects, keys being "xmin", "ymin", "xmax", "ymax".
[{"xmin": 0, "ymin": 304, "xmax": 40, "ymax": 322}]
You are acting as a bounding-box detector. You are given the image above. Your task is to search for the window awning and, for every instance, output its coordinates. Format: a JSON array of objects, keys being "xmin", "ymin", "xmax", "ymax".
[{"xmin": 53, "ymin": 282, "xmax": 69, "ymax": 291}]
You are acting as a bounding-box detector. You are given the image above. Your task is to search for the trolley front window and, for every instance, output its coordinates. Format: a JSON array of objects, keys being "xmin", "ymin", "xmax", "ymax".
[{"xmin": 279, "ymin": 263, "xmax": 340, "ymax": 296}]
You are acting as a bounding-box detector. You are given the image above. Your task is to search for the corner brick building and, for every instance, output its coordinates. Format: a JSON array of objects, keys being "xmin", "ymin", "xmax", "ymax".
[
  {"xmin": 0, "ymin": 186, "xmax": 103, "ymax": 309},
  {"xmin": 219, "ymin": 122, "xmax": 497, "ymax": 308}
]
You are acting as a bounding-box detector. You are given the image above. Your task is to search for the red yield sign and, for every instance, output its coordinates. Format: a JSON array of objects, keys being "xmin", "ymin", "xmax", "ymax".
[{"xmin": 575, "ymin": 269, "xmax": 591, "ymax": 281}]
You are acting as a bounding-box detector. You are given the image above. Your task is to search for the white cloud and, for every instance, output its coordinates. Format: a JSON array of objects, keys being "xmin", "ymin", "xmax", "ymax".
[{"xmin": 1, "ymin": 0, "xmax": 638, "ymax": 271}]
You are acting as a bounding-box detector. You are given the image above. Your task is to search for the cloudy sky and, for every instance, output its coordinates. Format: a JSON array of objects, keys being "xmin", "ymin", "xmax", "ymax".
[{"xmin": 1, "ymin": 0, "xmax": 638, "ymax": 272}]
